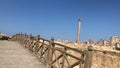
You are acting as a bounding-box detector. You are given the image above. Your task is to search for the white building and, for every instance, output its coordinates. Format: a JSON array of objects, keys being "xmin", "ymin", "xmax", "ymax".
[{"xmin": 110, "ymin": 36, "xmax": 119, "ymax": 46}]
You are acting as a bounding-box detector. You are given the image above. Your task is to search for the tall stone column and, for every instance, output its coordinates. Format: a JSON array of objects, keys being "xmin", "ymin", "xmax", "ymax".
[{"xmin": 76, "ymin": 18, "xmax": 82, "ymax": 44}]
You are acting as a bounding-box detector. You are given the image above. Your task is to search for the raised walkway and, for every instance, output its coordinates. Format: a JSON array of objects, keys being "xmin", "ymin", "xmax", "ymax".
[{"xmin": 0, "ymin": 40, "xmax": 45, "ymax": 68}]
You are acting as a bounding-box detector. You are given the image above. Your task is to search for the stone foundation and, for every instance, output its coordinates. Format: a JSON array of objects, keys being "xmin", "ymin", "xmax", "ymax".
[{"xmin": 92, "ymin": 51, "xmax": 120, "ymax": 68}]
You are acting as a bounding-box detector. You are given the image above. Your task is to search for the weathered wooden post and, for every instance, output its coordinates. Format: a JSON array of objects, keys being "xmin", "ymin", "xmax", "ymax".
[
  {"xmin": 37, "ymin": 35, "xmax": 40, "ymax": 41},
  {"xmin": 18, "ymin": 33, "xmax": 21, "ymax": 43},
  {"xmin": 61, "ymin": 47, "xmax": 67, "ymax": 68},
  {"xmin": 24, "ymin": 34, "xmax": 28, "ymax": 48},
  {"xmin": 40, "ymin": 38, "xmax": 44, "ymax": 59},
  {"xmin": 24, "ymin": 33, "xmax": 27, "ymax": 37},
  {"xmin": 24, "ymin": 33, "xmax": 27, "ymax": 40},
  {"xmin": 30, "ymin": 34, "xmax": 32, "ymax": 40},
  {"xmin": 22, "ymin": 33, "xmax": 27, "ymax": 46},
  {"xmin": 15, "ymin": 34, "xmax": 18, "ymax": 41},
  {"xmin": 26, "ymin": 34, "xmax": 32, "ymax": 48},
  {"xmin": 84, "ymin": 46, "xmax": 93, "ymax": 68},
  {"xmin": 20, "ymin": 32, "xmax": 23, "ymax": 45},
  {"xmin": 34, "ymin": 35, "xmax": 41, "ymax": 53},
  {"xmin": 47, "ymin": 37, "xmax": 55, "ymax": 68},
  {"xmin": 16, "ymin": 33, "xmax": 18, "ymax": 42}
]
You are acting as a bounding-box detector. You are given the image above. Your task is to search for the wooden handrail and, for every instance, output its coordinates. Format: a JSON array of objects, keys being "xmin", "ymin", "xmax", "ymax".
[{"xmin": 10, "ymin": 33, "xmax": 93, "ymax": 68}]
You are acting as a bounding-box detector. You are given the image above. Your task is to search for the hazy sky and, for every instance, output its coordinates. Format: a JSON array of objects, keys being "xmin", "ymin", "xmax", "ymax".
[{"xmin": 0, "ymin": 0, "xmax": 120, "ymax": 42}]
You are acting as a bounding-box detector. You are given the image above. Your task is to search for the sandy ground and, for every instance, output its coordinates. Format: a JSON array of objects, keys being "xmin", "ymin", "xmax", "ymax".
[{"xmin": 0, "ymin": 40, "xmax": 45, "ymax": 68}]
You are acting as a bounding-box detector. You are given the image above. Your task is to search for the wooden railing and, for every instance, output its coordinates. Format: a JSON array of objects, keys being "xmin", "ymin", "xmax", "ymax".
[{"xmin": 10, "ymin": 33, "xmax": 93, "ymax": 68}]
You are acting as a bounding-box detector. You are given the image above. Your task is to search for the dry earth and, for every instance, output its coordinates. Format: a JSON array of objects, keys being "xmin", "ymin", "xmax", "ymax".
[{"xmin": 0, "ymin": 40, "xmax": 45, "ymax": 68}]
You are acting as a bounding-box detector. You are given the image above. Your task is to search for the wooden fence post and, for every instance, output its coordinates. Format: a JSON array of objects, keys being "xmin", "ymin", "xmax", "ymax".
[
  {"xmin": 84, "ymin": 46, "xmax": 93, "ymax": 68},
  {"xmin": 47, "ymin": 37, "xmax": 55, "ymax": 68},
  {"xmin": 30, "ymin": 34, "xmax": 32, "ymax": 40},
  {"xmin": 20, "ymin": 32, "xmax": 23, "ymax": 45},
  {"xmin": 28, "ymin": 33, "xmax": 33, "ymax": 49},
  {"xmin": 18, "ymin": 33, "xmax": 21, "ymax": 43},
  {"xmin": 22, "ymin": 33, "xmax": 27, "ymax": 46},
  {"xmin": 61, "ymin": 47, "xmax": 67, "ymax": 68},
  {"xmin": 34, "ymin": 35, "xmax": 41, "ymax": 53},
  {"xmin": 37, "ymin": 35, "xmax": 40, "ymax": 41}
]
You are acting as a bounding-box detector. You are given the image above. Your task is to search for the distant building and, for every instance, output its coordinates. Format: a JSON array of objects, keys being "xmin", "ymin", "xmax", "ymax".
[
  {"xmin": 104, "ymin": 40, "xmax": 109, "ymax": 46},
  {"xmin": 96, "ymin": 39, "xmax": 109, "ymax": 46},
  {"xmin": 87, "ymin": 39, "xmax": 94, "ymax": 45},
  {"xmin": 110, "ymin": 36, "xmax": 119, "ymax": 46}
]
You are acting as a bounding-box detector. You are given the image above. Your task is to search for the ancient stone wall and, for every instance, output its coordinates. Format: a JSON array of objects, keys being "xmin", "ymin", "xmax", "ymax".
[{"xmin": 91, "ymin": 51, "xmax": 120, "ymax": 68}]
